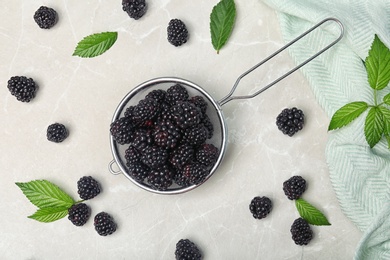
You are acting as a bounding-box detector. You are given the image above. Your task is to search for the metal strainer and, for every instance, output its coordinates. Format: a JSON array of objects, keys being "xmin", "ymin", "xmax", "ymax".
[{"xmin": 108, "ymin": 18, "xmax": 344, "ymax": 195}]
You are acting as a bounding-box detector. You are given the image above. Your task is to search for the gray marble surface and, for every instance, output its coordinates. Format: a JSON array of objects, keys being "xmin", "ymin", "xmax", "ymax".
[{"xmin": 0, "ymin": 0, "xmax": 362, "ymax": 259}]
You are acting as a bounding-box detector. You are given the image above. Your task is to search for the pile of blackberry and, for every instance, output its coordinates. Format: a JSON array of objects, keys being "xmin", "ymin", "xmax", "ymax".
[{"xmin": 110, "ymin": 84, "xmax": 219, "ymax": 191}]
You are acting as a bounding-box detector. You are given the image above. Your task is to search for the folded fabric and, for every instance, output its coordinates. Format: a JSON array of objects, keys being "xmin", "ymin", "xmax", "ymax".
[{"xmin": 261, "ymin": 0, "xmax": 390, "ymax": 259}]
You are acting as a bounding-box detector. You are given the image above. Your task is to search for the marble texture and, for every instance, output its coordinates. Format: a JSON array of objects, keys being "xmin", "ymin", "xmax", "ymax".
[{"xmin": 0, "ymin": 0, "xmax": 361, "ymax": 259}]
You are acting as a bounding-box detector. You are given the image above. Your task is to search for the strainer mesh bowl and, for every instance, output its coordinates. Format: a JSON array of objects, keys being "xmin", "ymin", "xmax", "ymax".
[{"xmin": 110, "ymin": 77, "xmax": 227, "ymax": 194}]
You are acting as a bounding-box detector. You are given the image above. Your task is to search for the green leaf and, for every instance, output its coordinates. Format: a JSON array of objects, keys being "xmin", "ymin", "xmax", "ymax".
[
  {"xmin": 379, "ymin": 106, "xmax": 390, "ymax": 136},
  {"xmin": 28, "ymin": 207, "xmax": 69, "ymax": 223},
  {"xmin": 365, "ymin": 35, "xmax": 390, "ymax": 90},
  {"xmin": 328, "ymin": 101, "xmax": 368, "ymax": 130},
  {"xmin": 16, "ymin": 180, "xmax": 75, "ymax": 209},
  {"xmin": 210, "ymin": 0, "xmax": 236, "ymax": 54},
  {"xmin": 295, "ymin": 198, "xmax": 331, "ymax": 226},
  {"xmin": 383, "ymin": 93, "xmax": 390, "ymax": 106},
  {"xmin": 364, "ymin": 107, "xmax": 384, "ymax": 148},
  {"xmin": 73, "ymin": 32, "xmax": 118, "ymax": 58}
]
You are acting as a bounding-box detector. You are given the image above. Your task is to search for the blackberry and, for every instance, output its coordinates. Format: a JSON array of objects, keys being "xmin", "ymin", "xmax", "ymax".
[
  {"xmin": 125, "ymin": 146, "xmax": 141, "ymax": 167},
  {"xmin": 77, "ymin": 176, "xmax": 101, "ymax": 200},
  {"xmin": 33, "ymin": 6, "xmax": 58, "ymax": 29},
  {"xmin": 249, "ymin": 196, "xmax": 272, "ymax": 219},
  {"xmin": 170, "ymin": 144, "xmax": 194, "ymax": 170},
  {"xmin": 167, "ymin": 19, "xmax": 189, "ymax": 47},
  {"xmin": 132, "ymin": 129, "xmax": 153, "ymax": 152},
  {"xmin": 195, "ymin": 143, "xmax": 219, "ymax": 167},
  {"xmin": 141, "ymin": 146, "xmax": 168, "ymax": 168},
  {"xmin": 283, "ymin": 175, "xmax": 307, "ymax": 200},
  {"xmin": 68, "ymin": 203, "xmax": 90, "ymax": 226},
  {"xmin": 173, "ymin": 171, "xmax": 191, "ymax": 188},
  {"xmin": 290, "ymin": 218, "xmax": 313, "ymax": 245},
  {"xmin": 122, "ymin": 0, "xmax": 147, "ymax": 20},
  {"xmin": 7, "ymin": 76, "xmax": 37, "ymax": 102},
  {"xmin": 94, "ymin": 212, "xmax": 117, "ymax": 236},
  {"xmin": 133, "ymin": 98, "xmax": 160, "ymax": 124},
  {"xmin": 110, "ymin": 117, "xmax": 134, "ymax": 145},
  {"xmin": 276, "ymin": 107, "xmax": 305, "ymax": 137},
  {"xmin": 153, "ymin": 120, "xmax": 181, "ymax": 149},
  {"xmin": 47, "ymin": 123, "xmax": 68, "ymax": 143},
  {"xmin": 128, "ymin": 162, "xmax": 150, "ymax": 183},
  {"xmin": 175, "ymin": 239, "xmax": 202, "ymax": 260},
  {"xmin": 201, "ymin": 114, "xmax": 214, "ymax": 139},
  {"xmin": 147, "ymin": 165, "xmax": 174, "ymax": 191},
  {"xmin": 171, "ymin": 101, "xmax": 201, "ymax": 129},
  {"xmin": 146, "ymin": 89, "xmax": 166, "ymax": 104},
  {"xmin": 182, "ymin": 124, "xmax": 208, "ymax": 146},
  {"xmin": 182, "ymin": 162, "xmax": 209, "ymax": 185},
  {"xmin": 190, "ymin": 96, "xmax": 208, "ymax": 114},
  {"xmin": 124, "ymin": 105, "xmax": 136, "ymax": 119},
  {"xmin": 166, "ymin": 84, "xmax": 189, "ymax": 105},
  {"xmin": 157, "ymin": 101, "xmax": 173, "ymax": 122}
]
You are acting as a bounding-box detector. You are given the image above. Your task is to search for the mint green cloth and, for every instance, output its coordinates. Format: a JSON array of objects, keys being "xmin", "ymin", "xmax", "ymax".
[{"xmin": 261, "ymin": 0, "xmax": 390, "ymax": 259}]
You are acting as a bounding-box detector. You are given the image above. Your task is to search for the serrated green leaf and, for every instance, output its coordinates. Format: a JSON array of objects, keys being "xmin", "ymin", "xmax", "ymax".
[
  {"xmin": 365, "ymin": 35, "xmax": 390, "ymax": 90},
  {"xmin": 295, "ymin": 198, "xmax": 331, "ymax": 226},
  {"xmin": 16, "ymin": 180, "xmax": 74, "ymax": 209},
  {"xmin": 328, "ymin": 101, "xmax": 368, "ymax": 130},
  {"xmin": 364, "ymin": 107, "xmax": 384, "ymax": 148},
  {"xmin": 383, "ymin": 93, "xmax": 390, "ymax": 106},
  {"xmin": 28, "ymin": 207, "xmax": 69, "ymax": 223},
  {"xmin": 210, "ymin": 0, "xmax": 236, "ymax": 54},
  {"xmin": 73, "ymin": 32, "xmax": 118, "ymax": 58},
  {"xmin": 379, "ymin": 106, "xmax": 390, "ymax": 136}
]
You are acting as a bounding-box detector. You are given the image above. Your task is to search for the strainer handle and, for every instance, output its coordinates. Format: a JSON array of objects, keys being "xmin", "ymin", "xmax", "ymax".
[
  {"xmin": 218, "ymin": 17, "xmax": 344, "ymax": 106},
  {"xmin": 108, "ymin": 160, "xmax": 122, "ymax": 175}
]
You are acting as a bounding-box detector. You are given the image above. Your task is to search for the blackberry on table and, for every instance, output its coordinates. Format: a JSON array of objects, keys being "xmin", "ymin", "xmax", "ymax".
[
  {"xmin": 290, "ymin": 218, "xmax": 313, "ymax": 245},
  {"xmin": 171, "ymin": 101, "xmax": 201, "ymax": 129},
  {"xmin": 175, "ymin": 239, "xmax": 202, "ymax": 260},
  {"xmin": 77, "ymin": 176, "xmax": 101, "ymax": 200},
  {"xmin": 182, "ymin": 124, "xmax": 208, "ymax": 146},
  {"xmin": 128, "ymin": 162, "xmax": 150, "ymax": 183},
  {"xmin": 249, "ymin": 196, "xmax": 272, "ymax": 219},
  {"xmin": 181, "ymin": 162, "xmax": 208, "ymax": 185},
  {"xmin": 276, "ymin": 107, "xmax": 305, "ymax": 137},
  {"xmin": 167, "ymin": 19, "xmax": 189, "ymax": 47},
  {"xmin": 141, "ymin": 146, "xmax": 168, "ymax": 168},
  {"xmin": 147, "ymin": 165, "xmax": 174, "ymax": 191},
  {"xmin": 166, "ymin": 84, "xmax": 189, "ymax": 105},
  {"xmin": 94, "ymin": 212, "xmax": 117, "ymax": 236},
  {"xmin": 7, "ymin": 76, "xmax": 37, "ymax": 102},
  {"xmin": 153, "ymin": 120, "xmax": 181, "ymax": 149},
  {"xmin": 33, "ymin": 6, "xmax": 58, "ymax": 29},
  {"xmin": 47, "ymin": 123, "xmax": 68, "ymax": 143},
  {"xmin": 283, "ymin": 175, "xmax": 307, "ymax": 200},
  {"xmin": 122, "ymin": 0, "xmax": 147, "ymax": 20},
  {"xmin": 68, "ymin": 203, "xmax": 90, "ymax": 226},
  {"xmin": 110, "ymin": 117, "xmax": 134, "ymax": 145},
  {"xmin": 195, "ymin": 143, "xmax": 219, "ymax": 167},
  {"xmin": 170, "ymin": 144, "xmax": 194, "ymax": 170}
]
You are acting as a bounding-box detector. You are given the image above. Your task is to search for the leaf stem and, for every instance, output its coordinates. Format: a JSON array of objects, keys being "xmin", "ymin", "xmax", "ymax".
[{"xmin": 374, "ymin": 89, "xmax": 378, "ymax": 106}]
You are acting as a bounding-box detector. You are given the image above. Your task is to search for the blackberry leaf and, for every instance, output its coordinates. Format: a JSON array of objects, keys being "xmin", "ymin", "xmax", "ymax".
[
  {"xmin": 295, "ymin": 198, "xmax": 331, "ymax": 226},
  {"xmin": 210, "ymin": 0, "xmax": 236, "ymax": 54},
  {"xmin": 364, "ymin": 107, "xmax": 384, "ymax": 148},
  {"xmin": 383, "ymin": 93, "xmax": 390, "ymax": 105},
  {"xmin": 73, "ymin": 32, "xmax": 118, "ymax": 58},
  {"xmin": 28, "ymin": 207, "xmax": 69, "ymax": 223},
  {"xmin": 328, "ymin": 101, "xmax": 368, "ymax": 130},
  {"xmin": 365, "ymin": 35, "xmax": 390, "ymax": 90},
  {"xmin": 15, "ymin": 180, "xmax": 75, "ymax": 209}
]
